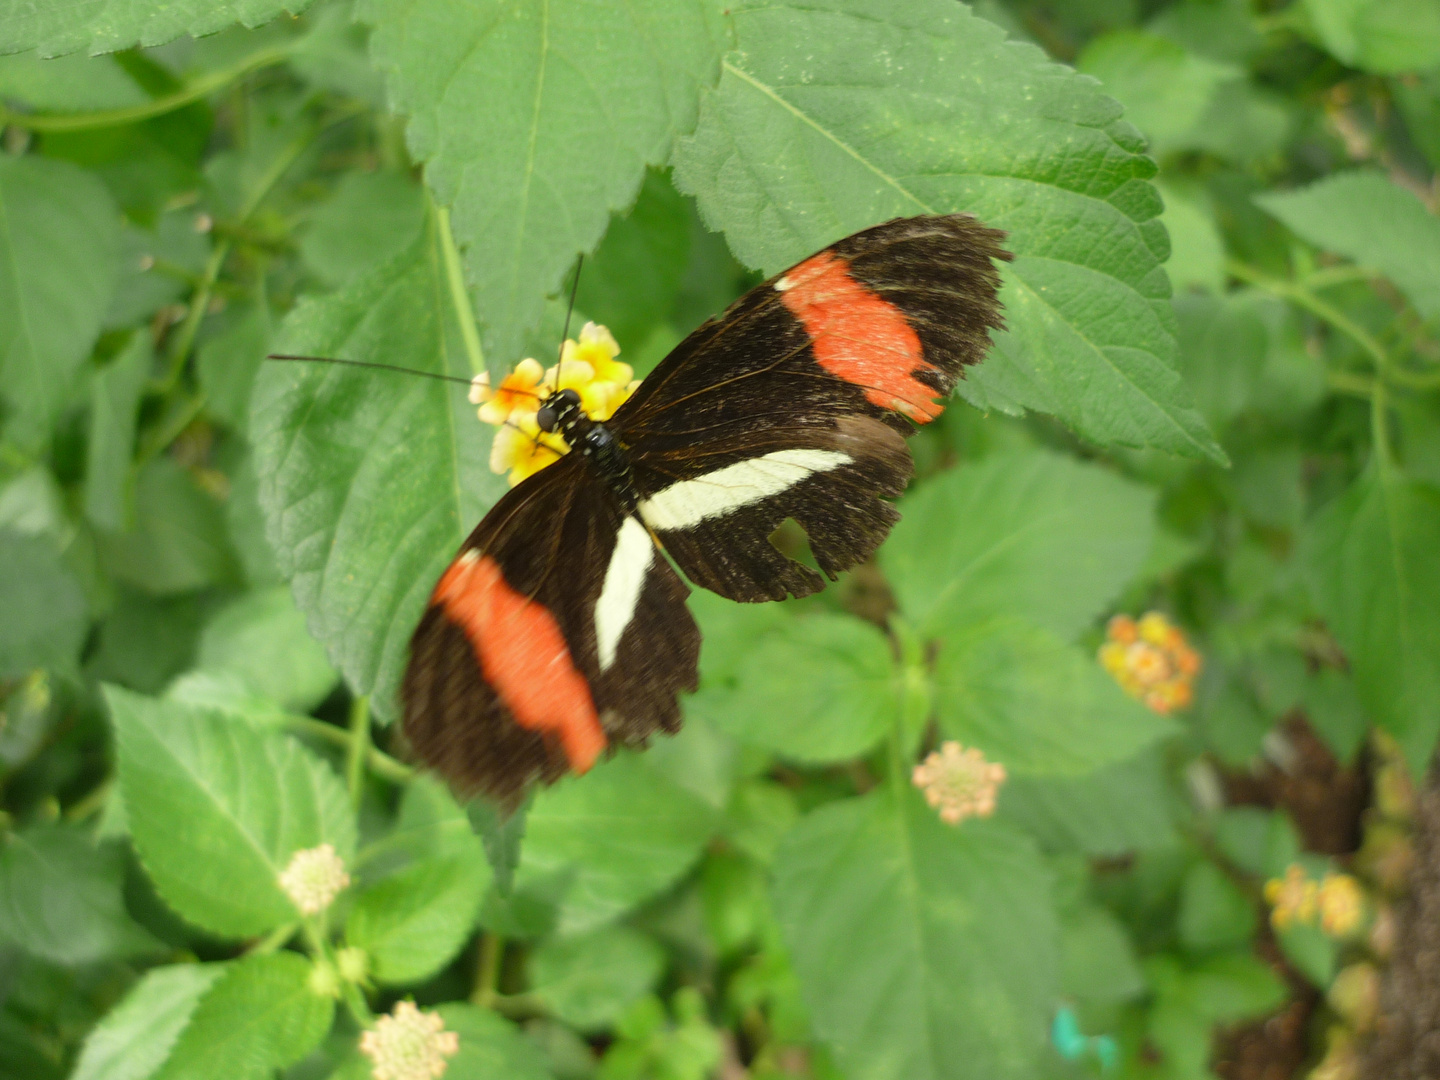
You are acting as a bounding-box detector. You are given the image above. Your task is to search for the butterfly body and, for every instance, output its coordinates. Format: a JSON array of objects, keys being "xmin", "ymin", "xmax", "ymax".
[{"xmin": 402, "ymin": 213, "xmax": 1010, "ymax": 805}]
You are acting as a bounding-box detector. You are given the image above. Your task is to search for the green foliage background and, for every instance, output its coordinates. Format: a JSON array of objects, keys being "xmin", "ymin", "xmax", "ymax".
[{"xmin": 0, "ymin": 0, "xmax": 1436, "ymax": 1078}]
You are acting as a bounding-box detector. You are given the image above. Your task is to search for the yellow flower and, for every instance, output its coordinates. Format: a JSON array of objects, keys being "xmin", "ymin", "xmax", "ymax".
[
  {"xmin": 1317, "ymin": 872, "xmax": 1365, "ymax": 938},
  {"xmin": 470, "ymin": 357, "xmax": 546, "ymax": 426},
  {"xmin": 1264, "ymin": 863, "xmax": 1318, "ymax": 931},
  {"xmin": 1099, "ymin": 612, "xmax": 1200, "ymax": 714},
  {"xmin": 489, "ymin": 411, "xmax": 568, "ymax": 487},
  {"xmin": 561, "ymin": 321, "xmax": 631, "ymax": 386},
  {"xmin": 911, "ymin": 741, "xmax": 1007, "ymax": 826}
]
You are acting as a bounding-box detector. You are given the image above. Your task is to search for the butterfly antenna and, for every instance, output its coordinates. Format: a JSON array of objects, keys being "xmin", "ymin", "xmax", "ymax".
[
  {"xmin": 555, "ymin": 255, "xmax": 583, "ymax": 392},
  {"xmin": 265, "ymin": 354, "xmax": 542, "ymax": 400}
]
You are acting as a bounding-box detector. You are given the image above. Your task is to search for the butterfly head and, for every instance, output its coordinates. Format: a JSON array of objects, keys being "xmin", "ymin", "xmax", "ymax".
[{"xmin": 536, "ymin": 387, "xmax": 584, "ymax": 435}]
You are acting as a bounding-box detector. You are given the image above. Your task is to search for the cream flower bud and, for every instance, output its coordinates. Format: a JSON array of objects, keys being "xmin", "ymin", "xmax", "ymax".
[
  {"xmin": 360, "ymin": 1001, "xmax": 460, "ymax": 1080},
  {"xmin": 911, "ymin": 741, "xmax": 1006, "ymax": 826},
  {"xmin": 278, "ymin": 843, "xmax": 350, "ymax": 916}
]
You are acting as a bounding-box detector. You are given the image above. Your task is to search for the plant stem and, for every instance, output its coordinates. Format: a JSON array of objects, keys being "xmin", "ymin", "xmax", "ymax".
[
  {"xmin": 437, "ymin": 202, "xmax": 486, "ymax": 376},
  {"xmin": 1227, "ymin": 258, "xmax": 1392, "ymax": 373},
  {"xmin": 472, "ymin": 932, "xmax": 504, "ymax": 1008},
  {"xmin": 245, "ymin": 922, "xmax": 298, "ymax": 955},
  {"xmin": 1326, "ymin": 370, "xmax": 1376, "ymax": 398},
  {"xmin": 284, "ymin": 715, "xmax": 415, "ymax": 784},
  {"xmin": 0, "ymin": 45, "xmax": 293, "ymax": 132},
  {"xmin": 346, "ymin": 696, "xmax": 371, "ymax": 811},
  {"xmin": 1372, "ymin": 377, "xmax": 1397, "ymax": 471}
]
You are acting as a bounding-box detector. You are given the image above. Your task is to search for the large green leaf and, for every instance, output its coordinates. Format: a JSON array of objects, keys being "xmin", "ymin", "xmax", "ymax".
[
  {"xmin": 1302, "ymin": 464, "xmax": 1440, "ymax": 773},
  {"xmin": 194, "ymin": 587, "xmax": 337, "ymax": 712},
  {"xmin": 434, "ymin": 1004, "xmax": 554, "ymax": 1080},
  {"xmin": 673, "ymin": 0, "xmax": 1222, "ymax": 462},
  {"xmin": 1302, "ymin": 0, "xmax": 1440, "ymax": 74},
  {"xmin": 71, "ymin": 964, "xmax": 224, "ymax": 1080},
  {"xmin": 107, "ymin": 686, "xmax": 356, "ymax": 937},
  {"xmin": 932, "ymin": 618, "xmax": 1175, "ymax": 775},
  {"xmin": 0, "ymin": 824, "xmax": 158, "ymax": 964},
  {"xmin": 84, "ymin": 333, "xmax": 151, "ymax": 532},
  {"xmin": 707, "ymin": 613, "xmax": 897, "ymax": 764},
  {"xmin": 0, "ymin": 154, "xmax": 119, "ymax": 450},
  {"xmin": 362, "ymin": 0, "xmax": 722, "ymax": 369},
  {"xmin": 528, "ymin": 925, "xmax": 666, "ymax": 1032},
  {"xmin": 0, "ymin": 1, "xmax": 312, "ymax": 57},
  {"xmin": 1256, "ymin": 171, "xmax": 1440, "ymax": 321},
  {"xmin": 251, "ymin": 223, "xmax": 504, "ymax": 717},
  {"xmin": 518, "ymin": 752, "xmax": 718, "ymax": 934},
  {"xmin": 772, "ymin": 788, "xmax": 1058, "ymax": 1080},
  {"xmin": 882, "ymin": 449, "xmax": 1155, "ymax": 642},
  {"xmin": 153, "ymin": 954, "xmax": 333, "ymax": 1080},
  {"xmin": 0, "ymin": 530, "xmax": 87, "ymax": 679}
]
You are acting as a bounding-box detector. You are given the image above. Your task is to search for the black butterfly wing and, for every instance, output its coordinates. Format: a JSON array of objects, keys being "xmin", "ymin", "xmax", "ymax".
[
  {"xmin": 402, "ymin": 453, "xmax": 699, "ymax": 806},
  {"xmin": 610, "ymin": 213, "xmax": 1009, "ymax": 602}
]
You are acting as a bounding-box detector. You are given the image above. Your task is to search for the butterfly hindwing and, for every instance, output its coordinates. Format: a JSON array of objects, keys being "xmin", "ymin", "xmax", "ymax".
[{"xmin": 402, "ymin": 454, "xmax": 699, "ymax": 805}]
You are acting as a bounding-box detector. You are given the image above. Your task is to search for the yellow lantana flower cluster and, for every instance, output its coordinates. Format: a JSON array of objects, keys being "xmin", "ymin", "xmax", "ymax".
[
  {"xmin": 1098, "ymin": 612, "xmax": 1201, "ymax": 714},
  {"xmin": 1264, "ymin": 864, "xmax": 1367, "ymax": 938},
  {"xmin": 469, "ymin": 322, "xmax": 637, "ymax": 487}
]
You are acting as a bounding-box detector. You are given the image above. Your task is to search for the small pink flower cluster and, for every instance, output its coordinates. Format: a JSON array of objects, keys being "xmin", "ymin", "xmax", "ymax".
[
  {"xmin": 1098, "ymin": 612, "xmax": 1201, "ymax": 714},
  {"xmin": 912, "ymin": 741, "xmax": 1006, "ymax": 825},
  {"xmin": 360, "ymin": 1001, "xmax": 459, "ymax": 1080}
]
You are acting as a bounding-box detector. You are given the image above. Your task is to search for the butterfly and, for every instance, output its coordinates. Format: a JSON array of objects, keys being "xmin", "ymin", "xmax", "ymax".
[{"xmin": 400, "ymin": 214, "xmax": 1010, "ymax": 805}]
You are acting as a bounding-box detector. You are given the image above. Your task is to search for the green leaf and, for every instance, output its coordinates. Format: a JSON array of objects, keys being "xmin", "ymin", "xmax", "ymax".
[
  {"xmin": 883, "ymin": 449, "xmax": 1156, "ymax": 642},
  {"xmin": 998, "ymin": 748, "xmax": 1179, "ymax": 856},
  {"xmin": 195, "ymin": 587, "xmax": 337, "ymax": 712},
  {"xmin": 1256, "ymin": 171, "xmax": 1440, "ymax": 321},
  {"xmin": 1059, "ymin": 904, "xmax": 1145, "ymax": 1007},
  {"xmin": 298, "ymin": 169, "xmax": 426, "ymax": 289},
  {"xmin": 0, "ymin": 154, "xmax": 120, "ymax": 450},
  {"xmin": 196, "ymin": 304, "xmax": 270, "ymax": 436},
  {"xmin": 251, "ymin": 223, "xmax": 505, "ymax": 717},
  {"xmin": 1171, "ymin": 291, "xmax": 1268, "ymax": 429},
  {"xmin": 772, "ymin": 788, "xmax": 1058, "ymax": 1080},
  {"xmin": 1302, "ymin": 0, "xmax": 1440, "ymax": 74},
  {"xmin": 673, "ymin": 0, "xmax": 1223, "ymax": 462},
  {"xmin": 1303, "ymin": 667, "xmax": 1368, "ymax": 764},
  {"xmin": 468, "ymin": 796, "xmax": 528, "ymax": 896},
  {"xmin": 88, "ymin": 587, "xmax": 207, "ymax": 694},
  {"xmin": 1302, "ymin": 465, "xmax": 1440, "ymax": 774},
  {"xmin": 153, "ymin": 953, "xmax": 333, "ymax": 1080},
  {"xmin": 0, "ymin": 1, "xmax": 314, "ymax": 57},
  {"xmin": 346, "ymin": 852, "xmax": 489, "ymax": 984},
  {"xmin": 107, "ymin": 685, "xmax": 356, "ymax": 937},
  {"xmin": 84, "ymin": 332, "xmax": 151, "ymax": 532},
  {"xmin": 708, "ymin": 613, "xmax": 897, "ymax": 764},
  {"xmin": 99, "ymin": 457, "xmax": 242, "ymax": 596},
  {"xmin": 71, "ymin": 964, "xmax": 224, "ymax": 1080},
  {"xmin": 0, "ymin": 824, "xmax": 158, "ymax": 964},
  {"xmin": 434, "ymin": 1003, "xmax": 554, "ymax": 1080},
  {"xmin": 519, "ymin": 752, "xmax": 718, "ymax": 934},
  {"xmin": 932, "ymin": 618, "xmax": 1175, "ymax": 774},
  {"xmin": 0, "ymin": 51, "xmax": 146, "ymax": 110},
  {"xmin": 0, "ymin": 530, "xmax": 87, "ymax": 679},
  {"xmin": 1077, "ymin": 30, "xmax": 1239, "ymax": 151},
  {"xmin": 1176, "ymin": 861, "xmax": 1255, "ymax": 954},
  {"xmin": 1158, "ymin": 184, "xmax": 1224, "ymax": 293},
  {"xmin": 1146, "ymin": 953, "xmax": 1286, "ymax": 1079},
  {"xmin": 362, "ymin": 0, "xmax": 722, "ymax": 368},
  {"xmin": 529, "ymin": 925, "xmax": 666, "ymax": 1032}
]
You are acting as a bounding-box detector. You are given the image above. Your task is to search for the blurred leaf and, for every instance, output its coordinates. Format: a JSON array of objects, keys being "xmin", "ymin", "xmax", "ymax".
[
  {"xmin": 710, "ymin": 613, "xmax": 896, "ymax": 764},
  {"xmin": 1184, "ymin": 80, "xmax": 1291, "ymax": 165},
  {"xmin": 363, "ymin": 0, "xmax": 722, "ymax": 369},
  {"xmin": 347, "ymin": 851, "xmax": 489, "ymax": 985},
  {"xmin": 1303, "ymin": 667, "xmax": 1368, "ymax": 764},
  {"xmin": 884, "ymin": 450, "xmax": 1155, "ymax": 643},
  {"xmin": 0, "ymin": 530, "xmax": 87, "ymax": 679},
  {"xmin": 88, "ymin": 587, "xmax": 207, "ymax": 693},
  {"xmin": 252, "ymin": 223, "xmax": 504, "ymax": 718},
  {"xmin": 1146, "ymin": 953, "xmax": 1286, "ymax": 1078},
  {"xmin": 1077, "ymin": 30, "xmax": 1238, "ymax": 150},
  {"xmin": 773, "ymin": 788, "xmax": 1058, "ymax": 1080},
  {"xmin": 1276, "ymin": 920, "xmax": 1336, "ymax": 988},
  {"xmin": 1232, "ymin": 445, "xmax": 1303, "ymax": 532},
  {"xmin": 1176, "ymin": 861, "xmax": 1254, "ymax": 954},
  {"xmin": 690, "ymin": 589, "xmax": 789, "ymax": 685},
  {"xmin": 1172, "ymin": 290, "xmax": 1268, "ymax": 428},
  {"xmin": 1303, "ymin": 464, "xmax": 1440, "ymax": 774},
  {"xmin": 0, "ymin": 825, "xmax": 159, "ymax": 964},
  {"xmin": 298, "ymin": 169, "xmax": 425, "ymax": 288},
  {"xmin": 1059, "ymin": 904, "xmax": 1145, "ymax": 1007},
  {"xmin": 933, "ymin": 618, "xmax": 1176, "ymax": 774},
  {"xmin": 0, "ymin": 154, "xmax": 120, "ymax": 450},
  {"xmin": 722, "ymin": 778, "xmax": 799, "ymax": 865},
  {"xmin": 0, "ymin": 1, "xmax": 313, "ymax": 57},
  {"xmin": 107, "ymin": 685, "xmax": 356, "ymax": 937},
  {"xmin": 393, "ymin": 774, "xmax": 482, "ymax": 860},
  {"xmin": 435, "ymin": 1003, "xmax": 555, "ymax": 1080},
  {"xmin": 0, "ymin": 51, "xmax": 146, "ymax": 110},
  {"xmin": 1147, "ymin": 0, "xmax": 1263, "ymax": 64},
  {"xmin": 576, "ymin": 169, "xmax": 692, "ymax": 351},
  {"xmin": 226, "ymin": 455, "xmax": 281, "ymax": 588},
  {"xmin": 1212, "ymin": 807, "xmax": 1301, "ymax": 879},
  {"xmin": 195, "ymin": 587, "xmax": 337, "ymax": 711},
  {"xmin": 99, "ymin": 457, "xmax": 241, "ymax": 596},
  {"xmin": 1158, "ymin": 184, "xmax": 1223, "ymax": 293},
  {"xmin": 1302, "ymin": 0, "xmax": 1440, "ymax": 73},
  {"xmin": 998, "ymin": 747, "xmax": 1179, "ymax": 856},
  {"xmin": 287, "ymin": 2, "xmax": 386, "ymax": 106},
  {"xmin": 529, "ymin": 925, "xmax": 666, "ymax": 1032},
  {"xmin": 84, "ymin": 332, "xmax": 151, "ymax": 531},
  {"xmin": 1256, "ymin": 171, "xmax": 1440, "ymax": 320},
  {"xmin": 153, "ymin": 953, "xmax": 332, "ymax": 1080},
  {"xmin": 71, "ymin": 964, "xmax": 224, "ymax": 1080},
  {"xmin": 642, "ymin": 710, "xmax": 737, "ymax": 810},
  {"xmin": 196, "ymin": 304, "xmax": 269, "ymax": 435},
  {"xmin": 105, "ymin": 210, "xmax": 208, "ymax": 328},
  {"xmin": 1394, "ymin": 72, "xmax": 1440, "ymax": 172},
  {"xmin": 519, "ymin": 752, "xmax": 718, "ymax": 934},
  {"xmin": 676, "ymin": 1, "xmax": 1222, "ymax": 462},
  {"xmin": 468, "ymin": 797, "xmax": 528, "ymax": 897}
]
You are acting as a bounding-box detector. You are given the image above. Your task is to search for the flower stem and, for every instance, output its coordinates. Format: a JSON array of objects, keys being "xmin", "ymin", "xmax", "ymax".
[
  {"xmin": 346, "ymin": 696, "xmax": 371, "ymax": 811},
  {"xmin": 435, "ymin": 202, "xmax": 486, "ymax": 376},
  {"xmin": 472, "ymin": 932, "xmax": 504, "ymax": 1008},
  {"xmin": 284, "ymin": 715, "xmax": 415, "ymax": 784},
  {"xmin": 1226, "ymin": 258, "xmax": 1391, "ymax": 373},
  {"xmin": 245, "ymin": 922, "xmax": 298, "ymax": 955}
]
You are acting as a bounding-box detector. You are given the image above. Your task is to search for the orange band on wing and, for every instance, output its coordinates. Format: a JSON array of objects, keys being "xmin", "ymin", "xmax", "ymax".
[
  {"xmin": 778, "ymin": 251, "xmax": 941, "ymax": 423},
  {"xmin": 433, "ymin": 553, "xmax": 606, "ymax": 773}
]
